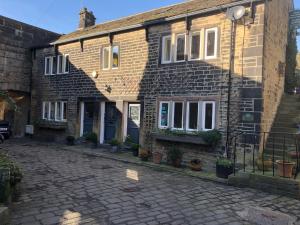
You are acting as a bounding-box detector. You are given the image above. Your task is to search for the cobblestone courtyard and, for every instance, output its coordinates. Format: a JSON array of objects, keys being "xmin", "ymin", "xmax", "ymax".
[{"xmin": 1, "ymin": 140, "xmax": 300, "ymax": 225}]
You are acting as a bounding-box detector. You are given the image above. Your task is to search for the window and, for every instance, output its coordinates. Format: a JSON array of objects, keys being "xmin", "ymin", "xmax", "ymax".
[
  {"xmin": 189, "ymin": 32, "xmax": 201, "ymax": 60},
  {"xmin": 161, "ymin": 35, "xmax": 172, "ymax": 64},
  {"xmin": 42, "ymin": 101, "xmax": 67, "ymax": 122},
  {"xmin": 205, "ymin": 28, "xmax": 218, "ymax": 59},
  {"xmin": 57, "ymin": 55, "xmax": 64, "ymax": 74},
  {"xmin": 159, "ymin": 102, "xmax": 170, "ymax": 128},
  {"xmin": 175, "ymin": 34, "xmax": 185, "ymax": 62},
  {"xmin": 44, "ymin": 57, "xmax": 54, "ymax": 75},
  {"xmin": 112, "ymin": 46, "xmax": 119, "ymax": 69},
  {"xmin": 202, "ymin": 101, "xmax": 215, "ymax": 131},
  {"xmin": 172, "ymin": 102, "xmax": 184, "ymax": 129},
  {"xmin": 103, "ymin": 47, "xmax": 110, "ymax": 70},
  {"xmin": 187, "ymin": 102, "xmax": 199, "ymax": 131},
  {"xmin": 64, "ymin": 55, "xmax": 70, "ymax": 73}
]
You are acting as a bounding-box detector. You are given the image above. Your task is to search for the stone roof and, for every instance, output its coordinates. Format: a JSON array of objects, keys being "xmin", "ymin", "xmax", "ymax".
[{"xmin": 53, "ymin": 0, "xmax": 257, "ymax": 44}]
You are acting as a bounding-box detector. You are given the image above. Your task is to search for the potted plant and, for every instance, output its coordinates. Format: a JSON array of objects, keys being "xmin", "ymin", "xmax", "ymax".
[
  {"xmin": 152, "ymin": 151, "xmax": 163, "ymax": 164},
  {"xmin": 109, "ymin": 139, "xmax": 120, "ymax": 153},
  {"xmin": 189, "ymin": 159, "xmax": 202, "ymax": 171},
  {"xmin": 216, "ymin": 158, "xmax": 233, "ymax": 179},
  {"xmin": 131, "ymin": 143, "xmax": 140, "ymax": 157},
  {"xmin": 66, "ymin": 136, "xmax": 75, "ymax": 146},
  {"xmin": 139, "ymin": 150, "xmax": 149, "ymax": 161},
  {"xmin": 85, "ymin": 132, "xmax": 98, "ymax": 148},
  {"xmin": 276, "ymin": 160, "xmax": 296, "ymax": 178},
  {"xmin": 167, "ymin": 147, "xmax": 183, "ymax": 168}
]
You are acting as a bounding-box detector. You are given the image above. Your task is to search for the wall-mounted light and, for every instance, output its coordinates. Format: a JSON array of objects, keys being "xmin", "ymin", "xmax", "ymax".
[
  {"xmin": 92, "ymin": 70, "xmax": 98, "ymax": 78},
  {"xmin": 226, "ymin": 6, "xmax": 246, "ymax": 21}
]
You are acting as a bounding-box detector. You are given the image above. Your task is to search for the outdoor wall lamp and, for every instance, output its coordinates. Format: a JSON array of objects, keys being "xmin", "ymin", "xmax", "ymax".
[{"xmin": 92, "ymin": 70, "xmax": 98, "ymax": 78}]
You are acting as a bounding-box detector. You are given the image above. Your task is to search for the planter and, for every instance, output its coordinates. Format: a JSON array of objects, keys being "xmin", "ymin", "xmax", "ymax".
[
  {"xmin": 256, "ymin": 159, "xmax": 273, "ymax": 171},
  {"xmin": 110, "ymin": 146, "xmax": 119, "ymax": 153},
  {"xmin": 189, "ymin": 161, "xmax": 202, "ymax": 171},
  {"xmin": 152, "ymin": 152, "xmax": 163, "ymax": 164},
  {"xmin": 132, "ymin": 149, "xmax": 139, "ymax": 157},
  {"xmin": 276, "ymin": 160, "xmax": 296, "ymax": 178},
  {"xmin": 170, "ymin": 158, "xmax": 182, "ymax": 168},
  {"xmin": 216, "ymin": 163, "xmax": 233, "ymax": 179}
]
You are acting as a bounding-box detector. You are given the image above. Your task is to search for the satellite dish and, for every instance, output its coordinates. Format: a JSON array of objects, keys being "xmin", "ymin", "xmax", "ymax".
[{"xmin": 226, "ymin": 6, "xmax": 246, "ymax": 21}]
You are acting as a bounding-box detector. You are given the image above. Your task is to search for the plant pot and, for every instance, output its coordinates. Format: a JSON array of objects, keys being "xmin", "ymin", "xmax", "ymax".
[
  {"xmin": 153, "ymin": 152, "xmax": 163, "ymax": 164},
  {"xmin": 132, "ymin": 149, "xmax": 139, "ymax": 157},
  {"xmin": 171, "ymin": 158, "xmax": 182, "ymax": 168},
  {"xmin": 216, "ymin": 163, "xmax": 233, "ymax": 179},
  {"xmin": 256, "ymin": 159, "xmax": 273, "ymax": 171},
  {"xmin": 189, "ymin": 162, "xmax": 202, "ymax": 171},
  {"xmin": 276, "ymin": 160, "xmax": 296, "ymax": 178},
  {"xmin": 111, "ymin": 146, "xmax": 119, "ymax": 153}
]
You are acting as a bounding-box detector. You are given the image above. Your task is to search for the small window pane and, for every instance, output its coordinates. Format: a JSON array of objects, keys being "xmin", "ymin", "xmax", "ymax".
[
  {"xmin": 160, "ymin": 103, "xmax": 169, "ymax": 127},
  {"xmin": 206, "ymin": 30, "xmax": 216, "ymax": 57},
  {"xmin": 63, "ymin": 102, "xmax": 67, "ymax": 120},
  {"xmin": 112, "ymin": 46, "xmax": 119, "ymax": 68},
  {"xmin": 43, "ymin": 102, "xmax": 49, "ymax": 119},
  {"xmin": 52, "ymin": 57, "xmax": 57, "ymax": 74},
  {"xmin": 45, "ymin": 58, "xmax": 51, "ymax": 74},
  {"xmin": 204, "ymin": 103, "xmax": 213, "ymax": 130},
  {"xmin": 64, "ymin": 55, "xmax": 69, "ymax": 73},
  {"xmin": 173, "ymin": 102, "xmax": 183, "ymax": 129},
  {"xmin": 103, "ymin": 47, "xmax": 110, "ymax": 69},
  {"xmin": 190, "ymin": 33, "xmax": 200, "ymax": 60},
  {"xmin": 50, "ymin": 102, "xmax": 55, "ymax": 120},
  {"xmin": 188, "ymin": 102, "xmax": 198, "ymax": 130},
  {"xmin": 162, "ymin": 36, "xmax": 171, "ymax": 63},
  {"xmin": 56, "ymin": 102, "xmax": 62, "ymax": 121},
  {"xmin": 176, "ymin": 35, "xmax": 185, "ymax": 61},
  {"xmin": 57, "ymin": 55, "xmax": 63, "ymax": 74}
]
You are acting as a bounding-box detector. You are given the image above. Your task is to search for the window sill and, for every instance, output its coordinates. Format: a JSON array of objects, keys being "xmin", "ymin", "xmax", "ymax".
[
  {"xmin": 152, "ymin": 132, "xmax": 209, "ymax": 146},
  {"xmin": 39, "ymin": 120, "xmax": 67, "ymax": 130}
]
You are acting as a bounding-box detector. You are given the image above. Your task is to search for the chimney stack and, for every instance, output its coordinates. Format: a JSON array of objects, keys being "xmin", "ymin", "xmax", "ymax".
[{"xmin": 78, "ymin": 8, "xmax": 96, "ymax": 30}]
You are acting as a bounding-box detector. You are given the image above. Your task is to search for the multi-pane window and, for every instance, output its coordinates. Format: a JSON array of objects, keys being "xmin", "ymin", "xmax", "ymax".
[
  {"xmin": 172, "ymin": 102, "xmax": 183, "ymax": 129},
  {"xmin": 175, "ymin": 34, "xmax": 186, "ymax": 62},
  {"xmin": 190, "ymin": 32, "xmax": 201, "ymax": 60},
  {"xmin": 161, "ymin": 35, "xmax": 172, "ymax": 64},
  {"xmin": 205, "ymin": 28, "xmax": 218, "ymax": 59},
  {"xmin": 45, "ymin": 55, "xmax": 69, "ymax": 75},
  {"xmin": 42, "ymin": 101, "xmax": 67, "ymax": 122},
  {"xmin": 187, "ymin": 102, "xmax": 199, "ymax": 131},
  {"xmin": 158, "ymin": 101, "xmax": 216, "ymax": 131},
  {"xmin": 112, "ymin": 46, "xmax": 119, "ymax": 69},
  {"xmin": 103, "ymin": 47, "xmax": 110, "ymax": 70},
  {"xmin": 158, "ymin": 102, "xmax": 170, "ymax": 128}
]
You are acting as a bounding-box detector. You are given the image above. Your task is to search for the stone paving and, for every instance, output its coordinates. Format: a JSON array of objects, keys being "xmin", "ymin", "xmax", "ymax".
[{"xmin": 1, "ymin": 140, "xmax": 300, "ymax": 225}]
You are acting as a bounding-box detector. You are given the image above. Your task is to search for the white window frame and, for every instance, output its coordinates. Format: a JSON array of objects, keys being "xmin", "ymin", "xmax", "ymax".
[
  {"xmin": 42, "ymin": 102, "xmax": 50, "ymax": 120},
  {"xmin": 55, "ymin": 102, "xmax": 61, "ymax": 121},
  {"xmin": 186, "ymin": 101, "xmax": 200, "ymax": 131},
  {"xmin": 44, "ymin": 57, "xmax": 52, "ymax": 75},
  {"xmin": 204, "ymin": 27, "xmax": 218, "ymax": 60},
  {"xmin": 57, "ymin": 55, "xmax": 64, "ymax": 74},
  {"xmin": 161, "ymin": 35, "xmax": 172, "ymax": 64},
  {"xmin": 171, "ymin": 101, "xmax": 184, "ymax": 130},
  {"xmin": 112, "ymin": 45, "xmax": 119, "ymax": 69},
  {"xmin": 43, "ymin": 101, "xmax": 67, "ymax": 122},
  {"xmin": 64, "ymin": 54, "xmax": 70, "ymax": 74},
  {"xmin": 202, "ymin": 101, "xmax": 216, "ymax": 131},
  {"xmin": 174, "ymin": 33, "xmax": 186, "ymax": 63},
  {"xmin": 158, "ymin": 101, "xmax": 170, "ymax": 129},
  {"xmin": 102, "ymin": 46, "xmax": 111, "ymax": 70},
  {"xmin": 189, "ymin": 31, "xmax": 201, "ymax": 61}
]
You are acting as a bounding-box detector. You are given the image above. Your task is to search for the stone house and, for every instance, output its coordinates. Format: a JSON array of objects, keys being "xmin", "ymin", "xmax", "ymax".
[
  {"xmin": 30, "ymin": 0, "xmax": 292, "ymax": 163},
  {"xmin": 0, "ymin": 15, "xmax": 59, "ymax": 136}
]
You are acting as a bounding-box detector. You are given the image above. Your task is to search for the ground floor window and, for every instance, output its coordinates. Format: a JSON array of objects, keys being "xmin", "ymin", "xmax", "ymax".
[
  {"xmin": 42, "ymin": 101, "xmax": 67, "ymax": 122},
  {"xmin": 158, "ymin": 100, "xmax": 216, "ymax": 131}
]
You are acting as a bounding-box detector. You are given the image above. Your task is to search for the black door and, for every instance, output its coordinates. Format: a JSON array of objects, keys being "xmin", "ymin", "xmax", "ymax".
[
  {"xmin": 127, "ymin": 104, "xmax": 141, "ymax": 144},
  {"xmin": 104, "ymin": 102, "xmax": 118, "ymax": 142},
  {"xmin": 83, "ymin": 102, "xmax": 94, "ymax": 135}
]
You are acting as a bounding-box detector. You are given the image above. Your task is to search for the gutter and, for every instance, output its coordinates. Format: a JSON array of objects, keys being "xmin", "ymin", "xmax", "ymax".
[{"xmin": 51, "ymin": 0, "xmax": 264, "ymax": 45}]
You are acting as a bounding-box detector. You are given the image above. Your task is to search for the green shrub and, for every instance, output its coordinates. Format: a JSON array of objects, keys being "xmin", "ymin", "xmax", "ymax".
[
  {"xmin": 109, "ymin": 139, "xmax": 120, "ymax": 146},
  {"xmin": 167, "ymin": 147, "xmax": 183, "ymax": 162},
  {"xmin": 0, "ymin": 153, "xmax": 22, "ymax": 185},
  {"xmin": 198, "ymin": 130, "xmax": 222, "ymax": 147},
  {"xmin": 131, "ymin": 143, "xmax": 140, "ymax": 151},
  {"xmin": 85, "ymin": 132, "xmax": 98, "ymax": 144},
  {"xmin": 216, "ymin": 158, "xmax": 233, "ymax": 168}
]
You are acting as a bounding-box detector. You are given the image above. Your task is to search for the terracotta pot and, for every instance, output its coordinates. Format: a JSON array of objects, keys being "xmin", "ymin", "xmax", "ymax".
[
  {"xmin": 171, "ymin": 158, "xmax": 182, "ymax": 168},
  {"xmin": 276, "ymin": 160, "xmax": 296, "ymax": 178},
  {"xmin": 256, "ymin": 159, "xmax": 273, "ymax": 171},
  {"xmin": 153, "ymin": 152, "xmax": 163, "ymax": 164},
  {"xmin": 189, "ymin": 162, "xmax": 202, "ymax": 171}
]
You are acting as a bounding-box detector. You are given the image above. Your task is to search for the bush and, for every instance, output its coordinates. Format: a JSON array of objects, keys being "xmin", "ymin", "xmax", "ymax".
[
  {"xmin": 216, "ymin": 158, "xmax": 233, "ymax": 168},
  {"xmin": 167, "ymin": 147, "xmax": 183, "ymax": 162},
  {"xmin": 85, "ymin": 132, "xmax": 98, "ymax": 144},
  {"xmin": 109, "ymin": 139, "xmax": 120, "ymax": 146},
  {"xmin": 199, "ymin": 130, "xmax": 222, "ymax": 147},
  {"xmin": 0, "ymin": 153, "xmax": 22, "ymax": 185}
]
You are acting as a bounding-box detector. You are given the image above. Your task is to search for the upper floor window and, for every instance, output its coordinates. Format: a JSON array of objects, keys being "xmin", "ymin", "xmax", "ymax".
[
  {"xmin": 112, "ymin": 46, "xmax": 119, "ymax": 69},
  {"xmin": 102, "ymin": 45, "xmax": 120, "ymax": 70},
  {"xmin": 175, "ymin": 34, "xmax": 186, "ymax": 62},
  {"xmin": 205, "ymin": 28, "xmax": 218, "ymax": 59},
  {"xmin": 189, "ymin": 32, "xmax": 201, "ymax": 60},
  {"xmin": 42, "ymin": 101, "xmax": 67, "ymax": 122},
  {"xmin": 161, "ymin": 35, "xmax": 172, "ymax": 64},
  {"xmin": 45, "ymin": 55, "xmax": 69, "ymax": 75},
  {"xmin": 103, "ymin": 47, "xmax": 110, "ymax": 70}
]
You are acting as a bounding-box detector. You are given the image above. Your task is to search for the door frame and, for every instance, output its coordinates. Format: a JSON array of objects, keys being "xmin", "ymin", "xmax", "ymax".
[{"xmin": 124, "ymin": 103, "xmax": 141, "ymax": 142}]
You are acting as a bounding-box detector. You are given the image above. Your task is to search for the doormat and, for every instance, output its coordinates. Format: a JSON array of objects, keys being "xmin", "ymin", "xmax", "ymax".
[{"xmin": 237, "ymin": 206, "xmax": 297, "ymax": 225}]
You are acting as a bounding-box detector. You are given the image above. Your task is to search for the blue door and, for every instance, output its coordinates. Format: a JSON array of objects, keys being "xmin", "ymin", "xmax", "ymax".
[
  {"xmin": 127, "ymin": 104, "xmax": 140, "ymax": 144},
  {"xmin": 83, "ymin": 102, "xmax": 94, "ymax": 135},
  {"xmin": 104, "ymin": 102, "xmax": 118, "ymax": 142}
]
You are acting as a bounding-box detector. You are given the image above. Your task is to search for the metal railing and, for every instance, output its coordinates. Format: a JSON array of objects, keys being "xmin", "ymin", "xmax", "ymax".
[{"xmin": 231, "ymin": 131, "xmax": 300, "ymax": 179}]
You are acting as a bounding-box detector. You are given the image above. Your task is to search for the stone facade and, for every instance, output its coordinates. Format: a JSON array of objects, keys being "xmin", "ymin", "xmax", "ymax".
[
  {"xmin": 0, "ymin": 16, "xmax": 59, "ymax": 136},
  {"xmin": 30, "ymin": 0, "xmax": 291, "ymax": 163}
]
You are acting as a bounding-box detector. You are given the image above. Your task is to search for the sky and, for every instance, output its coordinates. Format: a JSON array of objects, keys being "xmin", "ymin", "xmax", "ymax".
[{"xmin": 1, "ymin": 0, "xmax": 300, "ymax": 47}]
